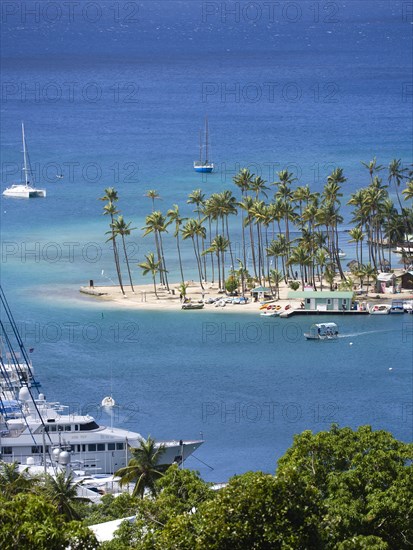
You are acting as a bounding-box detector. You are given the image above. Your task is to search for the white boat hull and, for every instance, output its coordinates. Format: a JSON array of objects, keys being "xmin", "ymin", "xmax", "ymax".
[
  {"xmin": 3, "ymin": 185, "xmax": 46, "ymax": 198},
  {"xmin": 368, "ymin": 304, "xmax": 391, "ymax": 315},
  {"xmin": 194, "ymin": 162, "xmax": 214, "ymax": 173},
  {"xmin": 0, "ymin": 389, "xmax": 203, "ymax": 474}
]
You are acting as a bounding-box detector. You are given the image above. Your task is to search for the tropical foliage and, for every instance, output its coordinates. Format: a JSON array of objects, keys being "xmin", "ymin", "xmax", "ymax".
[
  {"xmin": 1, "ymin": 426, "xmax": 411, "ymax": 548},
  {"xmin": 101, "ymin": 426, "xmax": 413, "ymax": 549}
]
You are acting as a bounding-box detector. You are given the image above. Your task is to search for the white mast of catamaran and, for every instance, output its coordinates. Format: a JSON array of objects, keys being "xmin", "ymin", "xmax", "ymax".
[{"xmin": 22, "ymin": 122, "xmax": 30, "ymax": 187}]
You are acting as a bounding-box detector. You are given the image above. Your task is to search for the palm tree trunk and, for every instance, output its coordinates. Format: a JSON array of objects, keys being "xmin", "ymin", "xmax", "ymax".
[
  {"xmin": 110, "ymin": 215, "xmax": 125, "ymax": 295},
  {"xmin": 152, "ymin": 275, "xmax": 159, "ymax": 298},
  {"xmin": 121, "ymin": 235, "xmax": 135, "ymax": 292},
  {"xmin": 208, "ymin": 217, "xmax": 214, "ymax": 283},
  {"xmin": 158, "ymin": 234, "xmax": 170, "ymax": 292},
  {"xmin": 221, "ymin": 249, "xmax": 225, "ymax": 288},
  {"xmin": 225, "ymin": 217, "xmax": 234, "ymax": 270},
  {"xmin": 241, "ymin": 207, "xmax": 246, "ymax": 268},
  {"xmin": 192, "ymin": 238, "xmax": 204, "ymax": 289},
  {"xmin": 334, "ymin": 225, "xmax": 345, "ymax": 279},
  {"xmin": 154, "ymin": 230, "xmax": 164, "ymax": 285},
  {"xmin": 176, "ymin": 236, "xmax": 185, "ymax": 283},
  {"xmin": 249, "ymin": 221, "xmax": 258, "ymax": 280},
  {"xmin": 217, "ymin": 252, "xmax": 221, "ymax": 289}
]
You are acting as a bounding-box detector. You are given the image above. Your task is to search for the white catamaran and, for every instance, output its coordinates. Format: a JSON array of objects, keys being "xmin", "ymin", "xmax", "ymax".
[{"xmin": 2, "ymin": 123, "xmax": 46, "ymax": 198}]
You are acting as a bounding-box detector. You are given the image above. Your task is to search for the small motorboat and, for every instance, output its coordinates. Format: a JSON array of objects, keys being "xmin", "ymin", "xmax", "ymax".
[
  {"xmin": 403, "ymin": 300, "xmax": 413, "ymax": 312},
  {"xmin": 304, "ymin": 322, "xmax": 339, "ymax": 340},
  {"xmin": 368, "ymin": 304, "xmax": 391, "ymax": 315},
  {"xmin": 260, "ymin": 309, "xmax": 279, "ymax": 317},
  {"xmin": 390, "ymin": 300, "xmax": 404, "ymax": 314}
]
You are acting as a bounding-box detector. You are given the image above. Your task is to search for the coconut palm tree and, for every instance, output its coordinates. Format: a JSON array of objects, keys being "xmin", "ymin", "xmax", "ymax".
[
  {"xmin": 269, "ymin": 268, "xmax": 283, "ymax": 299},
  {"xmin": 358, "ymin": 262, "xmax": 377, "ymax": 293},
  {"xmin": 384, "ymin": 212, "xmax": 405, "ymax": 269},
  {"xmin": 110, "ymin": 215, "xmax": 136, "ymax": 293},
  {"xmin": 167, "ymin": 204, "xmax": 186, "ymax": 283},
  {"xmin": 187, "ymin": 189, "xmax": 207, "ymax": 280},
  {"xmin": 209, "ymin": 191, "xmax": 237, "ymax": 269},
  {"xmin": 0, "ymin": 462, "xmax": 34, "ymax": 497},
  {"xmin": 315, "ymin": 248, "xmax": 328, "ymax": 290},
  {"xmin": 138, "ymin": 252, "xmax": 164, "ymax": 298},
  {"xmin": 235, "ymin": 258, "xmax": 248, "ymax": 297},
  {"xmin": 115, "ymin": 437, "xmax": 166, "ymax": 499},
  {"xmin": 361, "ymin": 157, "xmax": 384, "ymax": 183},
  {"xmin": 145, "ymin": 189, "xmax": 161, "ymax": 211},
  {"xmin": 42, "ymin": 471, "xmax": 88, "ymax": 521},
  {"xmin": 203, "ymin": 235, "xmax": 229, "ymax": 290},
  {"xmin": 250, "ymin": 199, "xmax": 267, "ymax": 284},
  {"xmin": 99, "ymin": 188, "xmax": 125, "ymax": 296},
  {"xmin": 233, "ymin": 168, "xmax": 254, "ymax": 266},
  {"xmin": 324, "ymin": 264, "xmax": 336, "ymax": 291},
  {"xmin": 142, "ymin": 211, "xmax": 169, "ymax": 291},
  {"xmin": 293, "ymin": 184, "xmax": 312, "ymax": 225},
  {"xmin": 288, "ymin": 244, "xmax": 312, "ymax": 290},
  {"xmin": 388, "ymin": 159, "xmax": 408, "ymax": 213},
  {"xmin": 250, "ymin": 175, "xmax": 269, "ymax": 199},
  {"xmin": 274, "ymin": 170, "xmax": 297, "ymax": 259},
  {"xmin": 323, "ymin": 168, "xmax": 346, "ymax": 279},
  {"xmin": 348, "ymin": 227, "xmax": 364, "ymax": 266},
  {"xmin": 266, "ymin": 239, "xmax": 284, "ymax": 274},
  {"xmin": 239, "ymin": 195, "xmax": 258, "ymax": 280},
  {"xmin": 182, "ymin": 218, "xmax": 206, "ymax": 289},
  {"xmin": 402, "ymin": 180, "xmax": 413, "ymax": 201}
]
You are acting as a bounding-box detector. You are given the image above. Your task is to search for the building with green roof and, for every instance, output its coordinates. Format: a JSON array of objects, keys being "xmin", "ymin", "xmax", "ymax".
[{"xmin": 287, "ymin": 291, "xmax": 354, "ymax": 311}]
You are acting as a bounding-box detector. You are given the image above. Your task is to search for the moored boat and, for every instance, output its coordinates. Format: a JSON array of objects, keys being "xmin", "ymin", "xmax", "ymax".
[
  {"xmin": 368, "ymin": 303, "xmax": 391, "ymax": 315},
  {"xmin": 2, "ymin": 123, "xmax": 46, "ymax": 198},
  {"xmin": 194, "ymin": 116, "xmax": 214, "ymax": 173},
  {"xmin": 390, "ymin": 300, "xmax": 404, "ymax": 314}
]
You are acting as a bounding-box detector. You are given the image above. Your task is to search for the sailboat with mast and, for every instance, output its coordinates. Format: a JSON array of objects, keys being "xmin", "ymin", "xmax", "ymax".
[
  {"xmin": 2, "ymin": 123, "xmax": 46, "ymax": 198},
  {"xmin": 194, "ymin": 116, "xmax": 214, "ymax": 173}
]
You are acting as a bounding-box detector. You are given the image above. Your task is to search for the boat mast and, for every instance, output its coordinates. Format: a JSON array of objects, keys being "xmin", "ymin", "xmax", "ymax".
[
  {"xmin": 199, "ymin": 129, "xmax": 203, "ymax": 163},
  {"xmin": 205, "ymin": 116, "xmax": 209, "ymax": 164},
  {"xmin": 22, "ymin": 122, "xmax": 29, "ymax": 186}
]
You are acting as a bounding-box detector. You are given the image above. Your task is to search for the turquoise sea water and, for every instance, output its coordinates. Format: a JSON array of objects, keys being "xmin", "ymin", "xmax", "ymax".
[{"xmin": 1, "ymin": 0, "xmax": 412, "ymax": 480}]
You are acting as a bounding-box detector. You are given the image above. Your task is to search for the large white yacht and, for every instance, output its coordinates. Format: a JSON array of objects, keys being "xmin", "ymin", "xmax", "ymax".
[{"xmin": 0, "ymin": 383, "xmax": 203, "ymax": 474}]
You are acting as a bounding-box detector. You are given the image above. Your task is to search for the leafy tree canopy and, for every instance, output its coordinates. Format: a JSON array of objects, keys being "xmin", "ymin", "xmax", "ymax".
[{"xmin": 0, "ymin": 492, "xmax": 98, "ymax": 550}]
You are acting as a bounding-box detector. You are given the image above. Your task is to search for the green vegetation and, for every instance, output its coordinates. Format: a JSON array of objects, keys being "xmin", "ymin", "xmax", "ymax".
[
  {"xmin": 115, "ymin": 436, "xmax": 167, "ymax": 499},
  {"xmin": 101, "ymin": 160, "xmax": 413, "ymax": 297},
  {"xmin": 2, "ymin": 426, "xmax": 411, "ymax": 548}
]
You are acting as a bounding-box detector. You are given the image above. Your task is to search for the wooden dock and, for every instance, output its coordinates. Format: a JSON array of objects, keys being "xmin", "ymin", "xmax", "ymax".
[
  {"xmin": 279, "ymin": 309, "xmax": 369, "ymax": 318},
  {"xmin": 79, "ymin": 286, "xmax": 108, "ymax": 297}
]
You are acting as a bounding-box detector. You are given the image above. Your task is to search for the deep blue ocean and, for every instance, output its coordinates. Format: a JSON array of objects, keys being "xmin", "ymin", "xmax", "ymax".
[{"xmin": 0, "ymin": 0, "xmax": 412, "ymax": 481}]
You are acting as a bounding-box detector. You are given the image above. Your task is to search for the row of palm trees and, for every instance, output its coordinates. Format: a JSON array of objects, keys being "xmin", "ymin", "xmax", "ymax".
[
  {"xmin": 100, "ymin": 188, "xmax": 136, "ymax": 296},
  {"xmin": 101, "ymin": 158, "xmax": 412, "ymax": 296}
]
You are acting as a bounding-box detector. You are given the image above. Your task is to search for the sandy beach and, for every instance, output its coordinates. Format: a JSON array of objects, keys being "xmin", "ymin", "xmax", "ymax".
[{"xmin": 80, "ymin": 271, "xmax": 413, "ymax": 313}]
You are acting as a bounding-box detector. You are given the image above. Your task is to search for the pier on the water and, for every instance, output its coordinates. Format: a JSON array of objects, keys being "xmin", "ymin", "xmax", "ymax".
[{"xmin": 279, "ymin": 309, "xmax": 370, "ymax": 318}]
